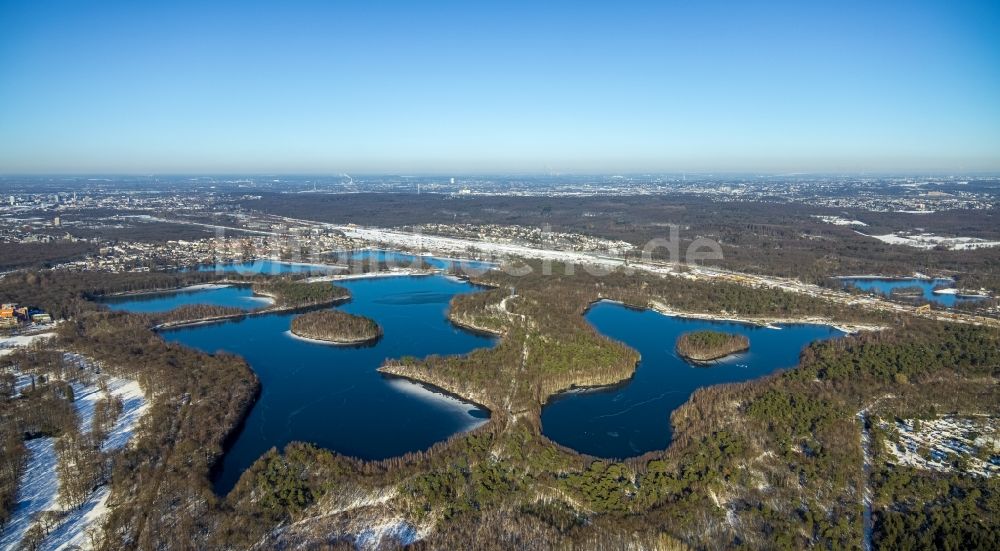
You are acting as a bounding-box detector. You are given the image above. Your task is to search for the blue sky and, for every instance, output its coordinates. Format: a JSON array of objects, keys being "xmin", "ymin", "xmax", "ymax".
[{"xmin": 1, "ymin": 0, "xmax": 998, "ymax": 174}]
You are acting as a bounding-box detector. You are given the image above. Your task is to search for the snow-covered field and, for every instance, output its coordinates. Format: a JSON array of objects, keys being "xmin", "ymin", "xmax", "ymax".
[
  {"xmin": 0, "ymin": 439, "xmax": 59, "ymax": 549},
  {"xmin": 1, "ymin": 355, "xmax": 148, "ymax": 551},
  {"xmin": 100, "ymin": 380, "xmax": 147, "ymax": 453},
  {"xmin": 861, "ymin": 231, "xmax": 1000, "ymax": 251},
  {"xmin": 0, "ymin": 332, "xmax": 55, "ymax": 358},
  {"xmin": 354, "ymin": 519, "xmax": 422, "ymax": 550},
  {"xmin": 43, "ymin": 487, "xmax": 110, "ymax": 550},
  {"xmin": 812, "ymin": 215, "xmax": 868, "ymax": 227}
]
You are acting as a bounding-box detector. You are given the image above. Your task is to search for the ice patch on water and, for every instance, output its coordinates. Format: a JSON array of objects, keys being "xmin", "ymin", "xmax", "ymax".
[{"xmin": 384, "ymin": 378, "xmax": 489, "ymax": 428}]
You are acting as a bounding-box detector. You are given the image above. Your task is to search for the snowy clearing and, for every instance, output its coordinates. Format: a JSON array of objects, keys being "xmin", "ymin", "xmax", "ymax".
[
  {"xmin": 881, "ymin": 416, "xmax": 998, "ymax": 477},
  {"xmin": 1, "ymin": 357, "xmax": 148, "ymax": 551},
  {"xmin": 860, "ymin": 231, "xmax": 1000, "ymax": 251},
  {"xmin": 0, "ymin": 438, "xmax": 60, "ymax": 549},
  {"xmin": 354, "ymin": 519, "xmax": 422, "ymax": 550},
  {"xmin": 812, "ymin": 215, "xmax": 868, "ymax": 227},
  {"xmin": 0, "ymin": 332, "xmax": 55, "ymax": 357},
  {"xmin": 44, "ymin": 487, "xmax": 109, "ymax": 550}
]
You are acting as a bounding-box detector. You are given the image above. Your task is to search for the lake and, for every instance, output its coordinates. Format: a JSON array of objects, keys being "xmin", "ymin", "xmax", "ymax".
[
  {"xmin": 101, "ymin": 285, "xmax": 269, "ymax": 313},
  {"xmin": 151, "ymin": 275, "xmax": 495, "ymax": 494},
  {"xmin": 192, "ymin": 259, "xmax": 341, "ymax": 275},
  {"xmin": 838, "ymin": 277, "xmax": 984, "ymax": 307},
  {"xmin": 333, "ymin": 249, "xmax": 496, "ymax": 274},
  {"xmin": 191, "ymin": 251, "xmax": 496, "ymax": 276},
  {"xmin": 541, "ymin": 301, "xmax": 842, "ymax": 458}
]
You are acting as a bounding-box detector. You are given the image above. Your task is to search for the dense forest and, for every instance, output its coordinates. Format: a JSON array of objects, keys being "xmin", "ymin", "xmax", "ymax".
[
  {"xmin": 0, "ymin": 270, "xmax": 225, "ymax": 320},
  {"xmin": 871, "ymin": 465, "xmax": 999, "ymax": 548},
  {"xmin": 150, "ymin": 304, "xmax": 248, "ymax": 326},
  {"xmin": 0, "ymin": 268, "xmax": 347, "ymax": 323},
  {"xmin": 290, "ymin": 309, "xmax": 382, "ymax": 344},
  {"xmin": 0, "ymin": 241, "xmax": 97, "ymax": 271},
  {"xmin": 675, "ymin": 330, "xmax": 749, "ymax": 362},
  {"xmin": 251, "ymin": 279, "xmax": 349, "ymax": 309}
]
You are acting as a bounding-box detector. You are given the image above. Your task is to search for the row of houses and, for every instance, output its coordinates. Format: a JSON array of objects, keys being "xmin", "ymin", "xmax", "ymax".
[{"xmin": 0, "ymin": 303, "xmax": 52, "ymax": 327}]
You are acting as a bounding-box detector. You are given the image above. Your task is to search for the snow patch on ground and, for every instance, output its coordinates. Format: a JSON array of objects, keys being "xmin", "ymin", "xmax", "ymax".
[
  {"xmin": 0, "ymin": 332, "xmax": 55, "ymax": 357},
  {"xmin": 70, "ymin": 380, "xmax": 104, "ymax": 435},
  {"xmin": 354, "ymin": 519, "xmax": 422, "ymax": 550},
  {"xmin": 320, "ymin": 487, "xmax": 399, "ymax": 517},
  {"xmin": 48, "ymin": 377, "xmax": 147, "ymax": 550},
  {"xmin": 44, "ymin": 488, "xmax": 109, "ymax": 550},
  {"xmin": 0, "ymin": 438, "xmax": 60, "ymax": 549},
  {"xmin": 857, "ymin": 411, "xmax": 874, "ymax": 551},
  {"xmin": 101, "ymin": 380, "xmax": 147, "ymax": 453},
  {"xmin": 861, "ymin": 231, "xmax": 1000, "ymax": 250},
  {"xmin": 13, "ymin": 373, "xmax": 37, "ymax": 395},
  {"xmin": 812, "ymin": 215, "xmax": 868, "ymax": 227},
  {"xmin": 1, "ymin": 357, "xmax": 148, "ymax": 550},
  {"xmin": 881, "ymin": 416, "xmax": 998, "ymax": 477}
]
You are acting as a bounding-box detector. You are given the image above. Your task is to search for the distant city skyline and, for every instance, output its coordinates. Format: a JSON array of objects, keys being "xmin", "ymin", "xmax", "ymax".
[{"xmin": 2, "ymin": 0, "xmax": 999, "ymax": 174}]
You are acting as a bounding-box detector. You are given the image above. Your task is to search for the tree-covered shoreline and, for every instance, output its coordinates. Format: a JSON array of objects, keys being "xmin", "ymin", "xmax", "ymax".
[
  {"xmin": 675, "ymin": 330, "xmax": 749, "ymax": 362},
  {"xmin": 290, "ymin": 309, "xmax": 382, "ymax": 345}
]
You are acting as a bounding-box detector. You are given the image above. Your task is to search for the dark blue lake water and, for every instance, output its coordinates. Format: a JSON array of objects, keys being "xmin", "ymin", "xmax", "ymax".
[
  {"xmin": 153, "ymin": 275, "xmax": 495, "ymax": 494},
  {"xmin": 101, "ymin": 285, "xmax": 269, "ymax": 313},
  {"xmin": 838, "ymin": 277, "xmax": 983, "ymax": 307},
  {"xmin": 192, "ymin": 251, "xmax": 495, "ymax": 276},
  {"xmin": 192, "ymin": 259, "xmax": 339, "ymax": 275},
  {"xmin": 541, "ymin": 301, "xmax": 842, "ymax": 458},
  {"xmin": 334, "ymin": 249, "xmax": 495, "ymax": 274}
]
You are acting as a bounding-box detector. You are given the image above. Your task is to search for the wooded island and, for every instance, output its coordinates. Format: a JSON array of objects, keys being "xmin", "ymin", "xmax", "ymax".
[
  {"xmin": 676, "ymin": 330, "xmax": 749, "ymax": 362},
  {"xmin": 290, "ymin": 309, "xmax": 382, "ymax": 345}
]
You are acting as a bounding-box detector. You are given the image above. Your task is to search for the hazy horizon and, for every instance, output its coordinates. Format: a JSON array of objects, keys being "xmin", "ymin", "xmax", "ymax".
[
  {"xmin": 4, "ymin": 170, "xmax": 1000, "ymax": 179},
  {"xmin": 2, "ymin": 0, "xmax": 999, "ymax": 174}
]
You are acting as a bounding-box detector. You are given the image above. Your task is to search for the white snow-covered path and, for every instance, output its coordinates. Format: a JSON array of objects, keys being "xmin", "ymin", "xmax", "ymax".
[{"xmin": 858, "ymin": 411, "xmax": 874, "ymax": 551}]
